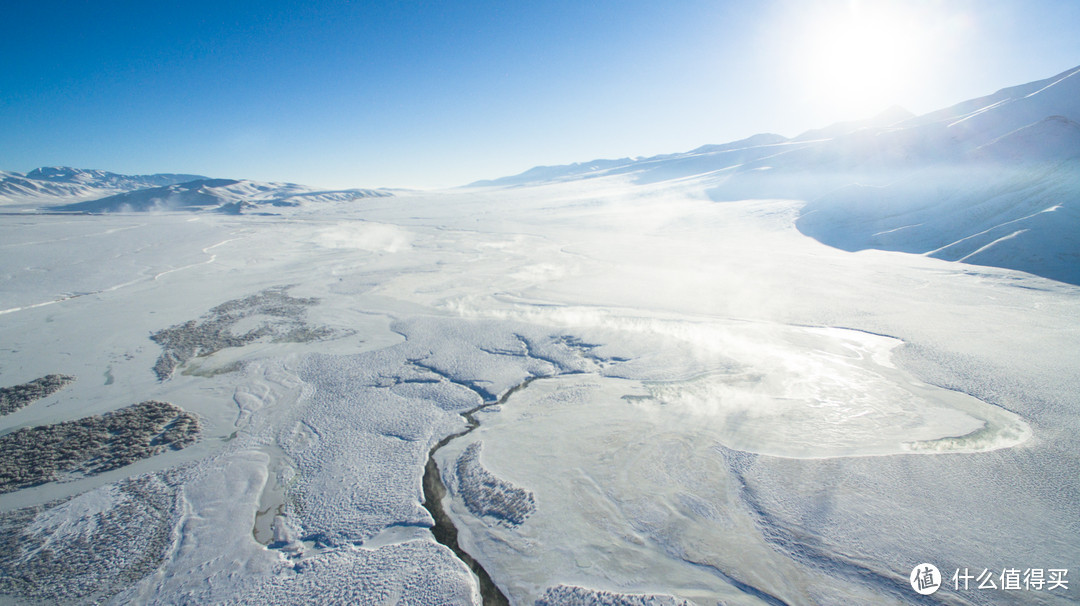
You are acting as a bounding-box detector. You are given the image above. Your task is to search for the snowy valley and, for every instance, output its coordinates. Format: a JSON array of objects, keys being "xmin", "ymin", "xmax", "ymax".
[{"xmin": 0, "ymin": 66, "xmax": 1078, "ymax": 605}]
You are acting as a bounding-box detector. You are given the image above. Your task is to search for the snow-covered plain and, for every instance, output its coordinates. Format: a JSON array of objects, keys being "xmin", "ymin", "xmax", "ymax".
[{"xmin": 1, "ymin": 69, "xmax": 1080, "ymax": 605}]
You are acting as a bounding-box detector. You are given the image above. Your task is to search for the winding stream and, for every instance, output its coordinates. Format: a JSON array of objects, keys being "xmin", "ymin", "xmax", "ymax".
[{"xmin": 422, "ymin": 376, "xmax": 541, "ymax": 606}]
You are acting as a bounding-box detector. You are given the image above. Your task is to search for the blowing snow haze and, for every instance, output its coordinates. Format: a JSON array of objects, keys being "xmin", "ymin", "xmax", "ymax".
[{"xmin": 1, "ymin": 14, "xmax": 1080, "ymax": 606}]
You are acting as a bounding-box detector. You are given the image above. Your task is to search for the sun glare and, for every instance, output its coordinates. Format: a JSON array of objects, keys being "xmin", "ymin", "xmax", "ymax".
[{"xmin": 798, "ymin": 2, "xmax": 934, "ymax": 118}]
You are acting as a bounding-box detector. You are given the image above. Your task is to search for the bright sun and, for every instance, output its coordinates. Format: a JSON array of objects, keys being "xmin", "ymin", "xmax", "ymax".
[{"xmin": 799, "ymin": 2, "xmax": 934, "ymax": 117}]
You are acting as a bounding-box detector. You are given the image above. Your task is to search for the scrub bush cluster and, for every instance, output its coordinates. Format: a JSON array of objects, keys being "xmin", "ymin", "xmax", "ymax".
[
  {"xmin": 0, "ymin": 374, "xmax": 74, "ymax": 416},
  {"xmin": 151, "ymin": 286, "xmax": 335, "ymax": 380},
  {"xmin": 0, "ymin": 400, "xmax": 199, "ymax": 493},
  {"xmin": 455, "ymin": 441, "xmax": 535, "ymax": 527}
]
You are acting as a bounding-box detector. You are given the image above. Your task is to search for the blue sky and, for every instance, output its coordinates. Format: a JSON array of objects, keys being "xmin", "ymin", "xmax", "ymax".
[{"xmin": 2, "ymin": 0, "xmax": 1078, "ymax": 188}]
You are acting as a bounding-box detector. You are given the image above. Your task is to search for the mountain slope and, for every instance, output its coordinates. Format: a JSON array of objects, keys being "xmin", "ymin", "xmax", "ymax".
[
  {"xmin": 473, "ymin": 64, "xmax": 1080, "ymax": 285},
  {"xmin": 0, "ymin": 167, "xmax": 208, "ymax": 205},
  {"xmin": 58, "ymin": 178, "xmax": 393, "ymax": 214},
  {"xmin": 468, "ymin": 132, "xmax": 799, "ymax": 187},
  {"xmin": 794, "ymin": 72, "xmax": 1080, "ymax": 285}
]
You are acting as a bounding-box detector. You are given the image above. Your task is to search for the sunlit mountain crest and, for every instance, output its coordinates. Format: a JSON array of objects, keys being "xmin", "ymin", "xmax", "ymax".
[
  {"xmin": 57, "ymin": 179, "xmax": 393, "ymax": 214},
  {"xmin": 0, "ymin": 167, "xmax": 207, "ymax": 204},
  {"xmin": 474, "ymin": 65, "xmax": 1080, "ymax": 187}
]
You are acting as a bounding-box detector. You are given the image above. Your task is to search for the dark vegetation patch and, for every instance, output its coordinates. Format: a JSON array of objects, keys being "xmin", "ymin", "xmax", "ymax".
[
  {"xmin": 0, "ymin": 374, "xmax": 74, "ymax": 416},
  {"xmin": 150, "ymin": 286, "xmax": 336, "ymax": 380},
  {"xmin": 0, "ymin": 471, "xmax": 183, "ymax": 604},
  {"xmin": 0, "ymin": 401, "xmax": 199, "ymax": 494},
  {"xmin": 455, "ymin": 441, "xmax": 535, "ymax": 527},
  {"xmin": 535, "ymin": 585, "xmax": 696, "ymax": 606}
]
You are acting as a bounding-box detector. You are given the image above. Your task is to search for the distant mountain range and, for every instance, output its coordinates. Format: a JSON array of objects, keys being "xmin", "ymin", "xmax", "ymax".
[
  {"xmin": 0, "ymin": 167, "xmax": 392, "ymax": 213},
  {"xmin": 58, "ymin": 178, "xmax": 392, "ymax": 214},
  {"xmin": 0, "ymin": 167, "xmax": 208, "ymax": 205},
  {"xmin": 472, "ymin": 64, "xmax": 1080, "ymax": 286}
]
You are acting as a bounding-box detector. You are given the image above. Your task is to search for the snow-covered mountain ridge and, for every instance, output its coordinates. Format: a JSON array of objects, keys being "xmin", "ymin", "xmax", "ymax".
[
  {"xmin": 0, "ymin": 167, "xmax": 207, "ymax": 205},
  {"xmin": 58, "ymin": 178, "xmax": 393, "ymax": 214},
  {"xmin": 0, "ymin": 167, "xmax": 394, "ymax": 213},
  {"xmin": 474, "ymin": 65, "xmax": 1080, "ymax": 188},
  {"xmin": 474, "ymin": 64, "xmax": 1080, "ymax": 285}
]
